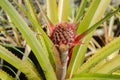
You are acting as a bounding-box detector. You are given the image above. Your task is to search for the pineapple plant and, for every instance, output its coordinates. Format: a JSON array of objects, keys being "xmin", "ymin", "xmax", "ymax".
[{"xmin": 0, "ymin": 0, "xmax": 120, "ymax": 80}]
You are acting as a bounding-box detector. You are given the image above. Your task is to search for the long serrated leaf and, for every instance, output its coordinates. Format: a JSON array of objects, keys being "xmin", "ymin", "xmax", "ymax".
[
  {"xmin": 71, "ymin": 73, "xmax": 120, "ymax": 80},
  {"xmin": 24, "ymin": 0, "xmax": 39, "ymax": 26},
  {"xmin": 46, "ymin": 0, "xmax": 58, "ymax": 24},
  {"xmin": 80, "ymin": 8, "xmax": 119, "ymax": 36},
  {"xmin": 1, "ymin": 65, "xmax": 20, "ymax": 80},
  {"xmin": 22, "ymin": 0, "xmax": 50, "ymax": 59},
  {"xmin": 95, "ymin": 55, "xmax": 120, "ymax": 73},
  {"xmin": 0, "ymin": 45, "xmax": 41, "ymax": 80},
  {"xmin": 74, "ymin": 0, "xmax": 87, "ymax": 22},
  {"xmin": 76, "ymin": 0, "xmax": 101, "ymax": 33},
  {"xmin": 0, "ymin": 69, "xmax": 15, "ymax": 80},
  {"xmin": 0, "ymin": 43, "xmax": 43, "ymax": 79},
  {"xmin": 58, "ymin": 0, "xmax": 69, "ymax": 22},
  {"xmin": 0, "ymin": 0, "xmax": 57, "ymax": 80},
  {"xmin": 77, "ymin": 36, "xmax": 120, "ymax": 73}
]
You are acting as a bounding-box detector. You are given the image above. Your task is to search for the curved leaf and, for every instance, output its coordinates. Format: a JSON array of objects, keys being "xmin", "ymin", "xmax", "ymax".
[
  {"xmin": 58, "ymin": 0, "xmax": 69, "ymax": 22},
  {"xmin": 77, "ymin": 36, "xmax": 120, "ymax": 73},
  {"xmin": 74, "ymin": 0, "xmax": 87, "ymax": 22},
  {"xmin": 0, "ymin": 45, "xmax": 41, "ymax": 80},
  {"xmin": 46, "ymin": 0, "xmax": 58, "ymax": 24},
  {"xmin": 95, "ymin": 55, "xmax": 120, "ymax": 73},
  {"xmin": 71, "ymin": 73, "xmax": 120, "ymax": 80},
  {"xmin": 0, "ymin": 70, "xmax": 15, "ymax": 80}
]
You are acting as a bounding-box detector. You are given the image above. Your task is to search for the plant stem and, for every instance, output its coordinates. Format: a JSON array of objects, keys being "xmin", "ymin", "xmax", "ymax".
[{"xmin": 56, "ymin": 45, "xmax": 69, "ymax": 80}]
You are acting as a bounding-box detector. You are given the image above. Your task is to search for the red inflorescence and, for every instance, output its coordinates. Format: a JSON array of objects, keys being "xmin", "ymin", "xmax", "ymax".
[
  {"xmin": 49, "ymin": 22, "xmax": 83, "ymax": 49},
  {"xmin": 50, "ymin": 22, "xmax": 76, "ymax": 47}
]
